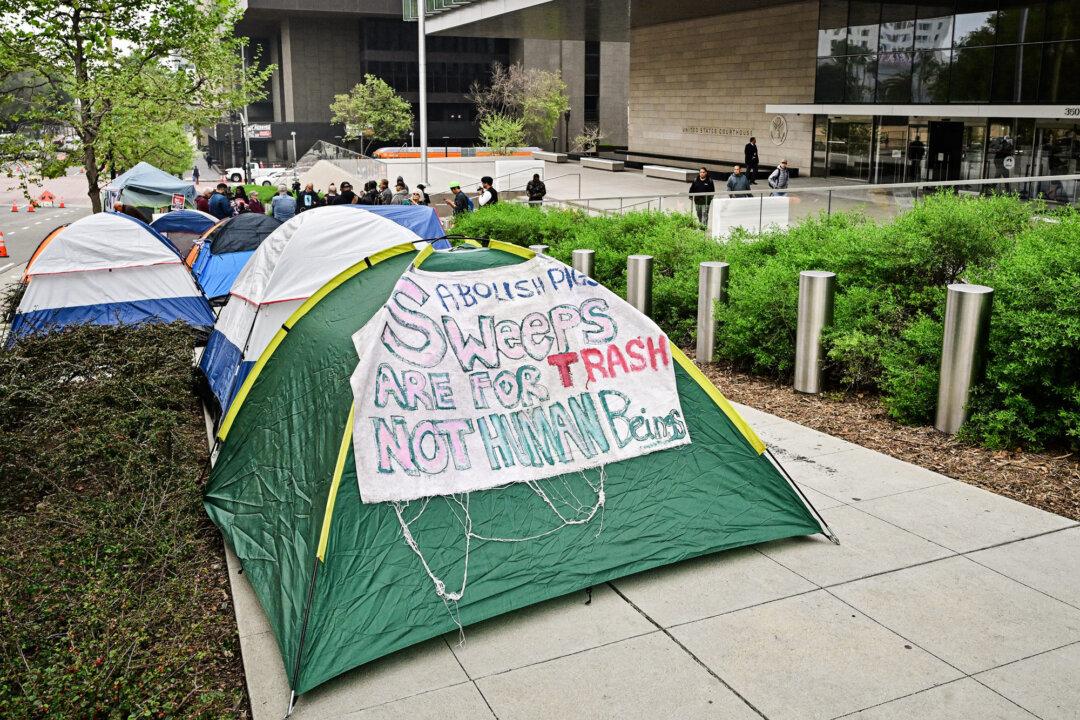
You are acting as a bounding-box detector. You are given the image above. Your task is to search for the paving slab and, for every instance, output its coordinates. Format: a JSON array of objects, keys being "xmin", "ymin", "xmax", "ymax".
[
  {"xmin": 476, "ymin": 631, "xmax": 761, "ymax": 720},
  {"xmin": 783, "ymin": 447, "xmax": 954, "ymax": 504},
  {"xmin": 671, "ymin": 590, "xmax": 961, "ymax": 720},
  {"xmin": 446, "ymin": 583, "xmax": 654, "ymax": 678},
  {"xmin": 337, "ymin": 682, "xmax": 495, "ymax": 720},
  {"xmin": 756, "ymin": 420, "xmax": 855, "ymax": 459},
  {"xmin": 840, "ymin": 678, "xmax": 1034, "ymax": 720},
  {"xmin": 975, "ymin": 642, "xmax": 1080, "ymax": 720},
  {"xmin": 729, "ymin": 401, "xmax": 790, "ymax": 429},
  {"xmin": 759, "ymin": 504, "xmax": 952, "ymax": 587},
  {"xmin": 612, "ymin": 546, "xmax": 816, "ymax": 627},
  {"xmin": 831, "ymin": 556, "xmax": 1080, "ymax": 674},
  {"xmin": 968, "ymin": 527, "xmax": 1080, "ymax": 610},
  {"xmin": 857, "ymin": 481, "xmax": 1077, "ymax": 553}
]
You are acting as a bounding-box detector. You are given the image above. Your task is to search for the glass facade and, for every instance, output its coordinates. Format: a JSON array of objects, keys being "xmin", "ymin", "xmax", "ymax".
[{"xmin": 815, "ymin": 1, "xmax": 1080, "ymax": 104}]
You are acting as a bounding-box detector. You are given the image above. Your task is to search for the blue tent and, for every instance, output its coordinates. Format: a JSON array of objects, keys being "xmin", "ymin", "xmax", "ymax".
[
  {"xmin": 151, "ymin": 209, "xmax": 218, "ymax": 235},
  {"xmin": 102, "ymin": 162, "xmax": 196, "ymax": 209},
  {"xmin": 358, "ymin": 204, "xmax": 443, "ymax": 239},
  {"xmin": 190, "ymin": 213, "xmax": 282, "ymax": 301}
]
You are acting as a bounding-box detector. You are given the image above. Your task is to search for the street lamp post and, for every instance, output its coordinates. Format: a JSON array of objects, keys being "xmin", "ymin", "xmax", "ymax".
[
  {"xmin": 417, "ymin": 1, "xmax": 429, "ymax": 186},
  {"xmin": 290, "ymin": 131, "xmax": 297, "ymax": 166}
]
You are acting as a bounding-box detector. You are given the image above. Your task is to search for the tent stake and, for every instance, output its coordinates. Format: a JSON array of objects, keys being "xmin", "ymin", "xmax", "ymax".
[{"xmin": 284, "ymin": 690, "xmax": 296, "ymax": 718}]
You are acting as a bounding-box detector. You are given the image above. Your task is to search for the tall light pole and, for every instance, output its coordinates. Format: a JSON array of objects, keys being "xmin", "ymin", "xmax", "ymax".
[
  {"xmin": 290, "ymin": 131, "xmax": 297, "ymax": 165},
  {"xmin": 417, "ymin": 0, "xmax": 429, "ymax": 186}
]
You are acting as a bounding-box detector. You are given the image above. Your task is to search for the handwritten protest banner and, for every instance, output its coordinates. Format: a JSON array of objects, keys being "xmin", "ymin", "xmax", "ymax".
[{"xmin": 350, "ymin": 253, "xmax": 690, "ymax": 503}]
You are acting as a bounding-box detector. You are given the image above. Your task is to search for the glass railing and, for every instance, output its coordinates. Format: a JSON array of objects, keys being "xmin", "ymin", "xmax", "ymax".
[
  {"xmin": 295, "ymin": 140, "xmax": 388, "ymax": 184},
  {"xmin": 526, "ymin": 174, "xmax": 1080, "ymax": 234}
]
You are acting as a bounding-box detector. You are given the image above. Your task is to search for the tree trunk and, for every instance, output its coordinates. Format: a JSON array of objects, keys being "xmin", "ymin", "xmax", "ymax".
[{"xmin": 85, "ymin": 143, "xmax": 101, "ymax": 213}]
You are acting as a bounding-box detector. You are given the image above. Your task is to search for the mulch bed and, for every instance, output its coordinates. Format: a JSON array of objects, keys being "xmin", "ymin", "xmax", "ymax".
[{"xmin": 699, "ymin": 361, "xmax": 1080, "ymax": 522}]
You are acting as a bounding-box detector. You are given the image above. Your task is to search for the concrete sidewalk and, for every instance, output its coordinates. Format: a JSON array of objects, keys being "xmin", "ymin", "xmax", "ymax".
[{"xmin": 226, "ymin": 402, "xmax": 1080, "ymax": 720}]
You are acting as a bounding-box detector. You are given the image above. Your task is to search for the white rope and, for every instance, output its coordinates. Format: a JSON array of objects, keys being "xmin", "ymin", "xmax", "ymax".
[{"xmin": 392, "ymin": 467, "xmax": 607, "ymax": 635}]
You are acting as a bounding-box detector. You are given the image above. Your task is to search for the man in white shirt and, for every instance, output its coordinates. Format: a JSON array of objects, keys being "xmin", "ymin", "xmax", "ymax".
[{"xmin": 477, "ymin": 176, "xmax": 499, "ymax": 207}]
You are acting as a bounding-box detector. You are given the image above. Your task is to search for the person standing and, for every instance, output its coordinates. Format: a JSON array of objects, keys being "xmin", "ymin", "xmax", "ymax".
[
  {"xmin": 744, "ymin": 137, "xmax": 759, "ymax": 184},
  {"xmin": 444, "ymin": 182, "xmax": 472, "ymax": 215},
  {"xmin": 208, "ymin": 183, "xmax": 232, "ymax": 219},
  {"xmin": 297, "ymin": 183, "xmax": 321, "ymax": 212},
  {"xmin": 359, "ymin": 181, "xmax": 379, "ymax": 205},
  {"xmin": 271, "ymin": 185, "xmax": 296, "ymax": 222},
  {"xmin": 726, "ymin": 164, "xmax": 752, "ymax": 198},
  {"xmin": 408, "ymin": 191, "xmax": 422, "ymax": 206},
  {"xmin": 415, "ymin": 183, "xmax": 431, "ymax": 205},
  {"xmin": 767, "ymin": 159, "xmax": 790, "ymax": 196},
  {"xmin": 395, "ymin": 175, "xmax": 409, "ymax": 193},
  {"xmin": 324, "ymin": 183, "xmax": 338, "ymax": 205},
  {"xmin": 391, "ymin": 183, "xmax": 409, "ymax": 205},
  {"xmin": 333, "ymin": 182, "xmax": 358, "ymax": 205},
  {"xmin": 192, "ymin": 166, "xmax": 200, "ymax": 185},
  {"xmin": 195, "ymin": 188, "xmax": 212, "ymax": 213},
  {"xmin": 477, "ymin": 176, "xmax": 498, "ymax": 207},
  {"xmin": 526, "ymin": 174, "xmax": 546, "ymax": 205},
  {"xmin": 378, "ymin": 179, "xmax": 393, "ymax": 205},
  {"xmin": 689, "ymin": 167, "xmax": 715, "ymax": 226}
]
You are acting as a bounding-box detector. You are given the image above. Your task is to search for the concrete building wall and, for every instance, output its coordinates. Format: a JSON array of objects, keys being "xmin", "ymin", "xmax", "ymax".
[
  {"xmin": 280, "ymin": 17, "xmax": 363, "ymax": 123},
  {"xmin": 628, "ymin": 1, "xmax": 818, "ymax": 170},
  {"xmin": 600, "ymin": 42, "xmax": 629, "ymax": 146}
]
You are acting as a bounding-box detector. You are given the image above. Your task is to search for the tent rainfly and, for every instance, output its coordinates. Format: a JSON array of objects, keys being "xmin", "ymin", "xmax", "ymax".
[
  {"xmin": 205, "ymin": 242, "xmax": 834, "ymax": 705},
  {"xmin": 199, "ymin": 204, "xmax": 446, "ymax": 413},
  {"xmin": 10, "ymin": 212, "xmax": 215, "ymax": 340},
  {"xmin": 102, "ymin": 161, "xmax": 195, "ymax": 210},
  {"xmin": 186, "ymin": 213, "xmax": 283, "ymax": 302},
  {"xmin": 150, "ymin": 209, "xmax": 219, "ymax": 257}
]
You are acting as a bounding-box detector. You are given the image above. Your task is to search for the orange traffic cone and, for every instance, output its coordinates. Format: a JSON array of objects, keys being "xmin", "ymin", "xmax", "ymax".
[
  {"xmin": 27, "ymin": 201, "xmax": 36, "ymax": 213},
  {"xmin": 0, "ymin": 232, "xmax": 8, "ymax": 258},
  {"xmin": 58, "ymin": 196, "xmax": 65, "ymax": 208},
  {"xmin": 10, "ymin": 201, "xmax": 18, "ymax": 212}
]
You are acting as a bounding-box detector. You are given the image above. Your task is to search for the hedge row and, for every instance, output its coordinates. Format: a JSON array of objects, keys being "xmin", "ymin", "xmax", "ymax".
[
  {"xmin": 0, "ymin": 324, "xmax": 245, "ymax": 717},
  {"xmin": 451, "ymin": 196, "xmax": 1080, "ymax": 451}
]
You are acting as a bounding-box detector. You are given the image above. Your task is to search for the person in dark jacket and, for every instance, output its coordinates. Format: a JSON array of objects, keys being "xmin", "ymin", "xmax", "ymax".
[
  {"xmin": 208, "ymin": 183, "xmax": 232, "ymax": 219},
  {"xmin": 395, "ymin": 175, "xmax": 409, "ymax": 192},
  {"xmin": 297, "ymin": 183, "xmax": 321, "ymax": 212},
  {"xmin": 526, "ymin": 174, "xmax": 546, "ymax": 205},
  {"xmin": 112, "ymin": 202, "xmax": 148, "ymax": 223},
  {"xmin": 378, "ymin": 179, "xmax": 393, "ymax": 205},
  {"xmin": 744, "ymin": 137, "xmax": 760, "ymax": 184},
  {"xmin": 360, "ymin": 181, "xmax": 380, "ymax": 205},
  {"xmin": 415, "ymin": 183, "xmax": 431, "ymax": 205},
  {"xmin": 726, "ymin": 164, "xmax": 752, "ymax": 198},
  {"xmin": 767, "ymin": 159, "xmax": 791, "ymax": 196},
  {"xmin": 688, "ymin": 167, "xmax": 715, "ymax": 226},
  {"xmin": 333, "ymin": 182, "xmax": 358, "ymax": 205},
  {"xmin": 477, "ymin": 176, "xmax": 498, "ymax": 206},
  {"xmin": 324, "ymin": 183, "xmax": 338, "ymax": 205}
]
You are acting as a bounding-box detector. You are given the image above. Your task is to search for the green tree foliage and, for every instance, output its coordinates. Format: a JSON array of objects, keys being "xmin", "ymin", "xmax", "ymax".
[
  {"xmin": 0, "ymin": 0, "xmax": 272, "ymax": 211},
  {"xmin": 479, "ymin": 113, "xmax": 525, "ymax": 155},
  {"xmin": 330, "ymin": 74, "xmax": 414, "ymax": 155},
  {"xmin": 468, "ymin": 62, "xmax": 569, "ymax": 146}
]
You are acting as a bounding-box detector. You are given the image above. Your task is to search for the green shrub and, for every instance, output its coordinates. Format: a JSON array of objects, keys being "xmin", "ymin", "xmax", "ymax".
[
  {"xmin": 879, "ymin": 314, "xmax": 944, "ymax": 424},
  {"xmin": 0, "ymin": 324, "xmax": 244, "ymax": 717},
  {"xmin": 961, "ymin": 211, "xmax": 1080, "ymax": 451},
  {"xmin": 452, "ymin": 205, "xmax": 724, "ymax": 345}
]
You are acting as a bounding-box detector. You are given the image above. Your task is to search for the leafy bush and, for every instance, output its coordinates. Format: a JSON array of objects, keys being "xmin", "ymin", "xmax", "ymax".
[
  {"xmin": 451, "ymin": 204, "xmax": 724, "ymax": 345},
  {"xmin": 961, "ymin": 211, "xmax": 1080, "ymax": 451},
  {"xmin": 479, "ymin": 113, "xmax": 525, "ymax": 155},
  {"xmin": 879, "ymin": 314, "xmax": 944, "ymax": 424},
  {"xmin": 0, "ymin": 324, "xmax": 244, "ymax": 717}
]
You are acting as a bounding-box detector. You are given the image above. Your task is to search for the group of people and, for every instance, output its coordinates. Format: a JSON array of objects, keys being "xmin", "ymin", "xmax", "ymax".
[{"xmin": 687, "ymin": 139, "xmax": 791, "ymax": 225}]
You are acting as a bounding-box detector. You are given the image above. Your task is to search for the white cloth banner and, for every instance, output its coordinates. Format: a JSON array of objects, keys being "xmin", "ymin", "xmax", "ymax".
[{"xmin": 350, "ymin": 253, "xmax": 691, "ymax": 504}]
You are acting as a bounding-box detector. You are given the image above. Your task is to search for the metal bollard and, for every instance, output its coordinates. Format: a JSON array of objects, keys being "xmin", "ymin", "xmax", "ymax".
[
  {"xmin": 529, "ymin": 244, "xmax": 549, "ymax": 255},
  {"xmin": 794, "ymin": 271, "xmax": 836, "ymax": 394},
  {"xmin": 572, "ymin": 248, "xmax": 595, "ymax": 277},
  {"xmin": 935, "ymin": 284, "xmax": 993, "ymax": 434},
  {"xmin": 626, "ymin": 255, "xmax": 653, "ymax": 316},
  {"xmin": 695, "ymin": 261, "xmax": 729, "ymax": 363}
]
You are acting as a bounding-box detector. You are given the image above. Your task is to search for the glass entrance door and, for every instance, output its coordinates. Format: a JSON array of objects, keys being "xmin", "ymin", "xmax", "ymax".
[
  {"xmin": 826, "ymin": 117, "xmax": 873, "ymax": 181},
  {"xmin": 875, "ymin": 121, "xmax": 910, "ymax": 183}
]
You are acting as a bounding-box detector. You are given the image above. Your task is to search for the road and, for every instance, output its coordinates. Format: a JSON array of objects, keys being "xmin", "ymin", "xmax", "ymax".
[{"xmin": 0, "ymin": 205, "xmax": 91, "ymax": 287}]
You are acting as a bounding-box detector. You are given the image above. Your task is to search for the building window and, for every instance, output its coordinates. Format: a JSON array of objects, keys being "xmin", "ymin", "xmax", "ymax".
[{"xmin": 584, "ymin": 41, "xmax": 600, "ymax": 124}]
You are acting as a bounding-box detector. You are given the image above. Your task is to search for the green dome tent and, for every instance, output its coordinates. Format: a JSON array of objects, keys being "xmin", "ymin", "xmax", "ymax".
[{"xmin": 204, "ymin": 241, "xmax": 831, "ymax": 705}]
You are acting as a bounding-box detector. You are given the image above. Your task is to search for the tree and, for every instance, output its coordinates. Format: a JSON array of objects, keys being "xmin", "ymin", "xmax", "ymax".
[
  {"xmin": 479, "ymin": 113, "xmax": 524, "ymax": 155},
  {"xmin": 468, "ymin": 63, "xmax": 569, "ymax": 146},
  {"xmin": 0, "ymin": 0, "xmax": 272, "ymax": 211},
  {"xmin": 330, "ymin": 75, "xmax": 414, "ymax": 156}
]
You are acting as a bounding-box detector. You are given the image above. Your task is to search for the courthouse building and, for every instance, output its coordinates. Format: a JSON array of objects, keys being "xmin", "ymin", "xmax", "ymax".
[
  {"xmin": 213, "ymin": 0, "xmax": 629, "ymax": 164},
  {"xmin": 417, "ymin": 0, "xmax": 1080, "ymax": 183}
]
